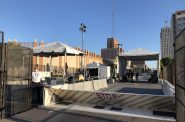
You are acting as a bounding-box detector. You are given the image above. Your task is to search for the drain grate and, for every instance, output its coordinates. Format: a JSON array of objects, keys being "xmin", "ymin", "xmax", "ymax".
[
  {"xmin": 110, "ymin": 107, "xmax": 122, "ymax": 111},
  {"xmin": 94, "ymin": 105, "xmax": 106, "ymax": 109}
]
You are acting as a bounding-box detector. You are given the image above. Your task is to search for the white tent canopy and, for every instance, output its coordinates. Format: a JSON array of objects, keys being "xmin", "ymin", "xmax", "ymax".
[
  {"xmin": 119, "ymin": 48, "xmax": 159, "ymax": 61},
  {"xmin": 33, "ymin": 42, "xmax": 84, "ymax": 56},
  {"xmin": 33, "ymin": 42, "xmax": 84, "ymax": 75}
]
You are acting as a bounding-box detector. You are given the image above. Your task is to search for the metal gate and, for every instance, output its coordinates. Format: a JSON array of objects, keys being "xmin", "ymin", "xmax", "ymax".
[
  {"xmin": 175, "ymin": 29, "xmax": 185, "ymax": 122},
  {"xmin": 0, "ymin": 32, "xmax": 32, "ymax": 117}
]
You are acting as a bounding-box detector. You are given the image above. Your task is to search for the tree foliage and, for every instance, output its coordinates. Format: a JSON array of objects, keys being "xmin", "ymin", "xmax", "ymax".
[{"xmin": 160, "ymin": 57, "xmax": 172, "ymax": 68}]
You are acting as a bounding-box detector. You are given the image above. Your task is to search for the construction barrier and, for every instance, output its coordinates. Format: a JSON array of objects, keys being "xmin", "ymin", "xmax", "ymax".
[
  {"xmin": 160, "ymin": 80, "xmax": 175, "ymax": 96},
  {"xmin": 43, "ymin": 88, "xmax": 175, "ymax": 111},
  {"xmin": 46, "ymin": 79, "xmax": 108, "ymax": 91}
]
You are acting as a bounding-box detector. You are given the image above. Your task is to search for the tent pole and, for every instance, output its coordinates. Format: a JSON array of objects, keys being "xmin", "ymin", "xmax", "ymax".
[
  {"xmin": 64, "ymin": 53, "xmax": 66, "ymax": 84},
  {"xmin": 50, "ymin": 55, "xmax": 52, "ymax": 72}
]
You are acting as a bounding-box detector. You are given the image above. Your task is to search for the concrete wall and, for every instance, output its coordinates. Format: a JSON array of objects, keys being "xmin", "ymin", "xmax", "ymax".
[
  {"xmin": 174, "ymin": 28, "xmax": 185, "ymax": 122},
  {"xmin": 163, "ymin": 62, "xmax": 175, "ymax": 85}
]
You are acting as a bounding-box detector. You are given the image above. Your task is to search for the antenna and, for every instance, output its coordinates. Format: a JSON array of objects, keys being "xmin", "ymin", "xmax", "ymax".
[{"xmin": 112, "ymin": 0, "xmax": 115, "ymax": 38}]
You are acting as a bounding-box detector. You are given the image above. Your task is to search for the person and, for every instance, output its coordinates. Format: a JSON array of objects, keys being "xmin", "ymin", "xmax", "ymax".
[
  {"xmin": 127, "ymin": 70, "xmax": 131, "ymax": 82},
  {"xmin": 32, "ymin": 67, "xmax": 42, "ymax": 104},
  {"xmin": 130, "ymin": 70, "xmax": 134, "ymax": 82},
  {"xmin": 126, "ymin": 71, "xmax": 129, "ymax": 81},
  {"xmin": 136, "ymin": 72, "xmax": 139, "ymax": 81},
  {"xmin": 116, "ymin": 73, "xmax": 120, "ymax": 82}
]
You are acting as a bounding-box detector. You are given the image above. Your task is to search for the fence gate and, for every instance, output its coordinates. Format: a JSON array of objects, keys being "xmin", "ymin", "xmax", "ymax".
[
  {"xmin": 175, "ymin": 29, "xmax": 185, "ymax": 122},
  {"xmin": 0, "ymin": 34, "xmax": 32, "ymax": 117}
]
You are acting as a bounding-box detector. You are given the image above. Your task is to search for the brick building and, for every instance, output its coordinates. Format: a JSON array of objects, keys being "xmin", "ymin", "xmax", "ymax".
[
  {"xmin": 32, "ymin": 40, "xmax": 103, "ymax": 73},
  {"xmin": 11, "ymin": 39, "xmax": 103, "ymax": 74},
  {"xmin": 101, "ymin": 38, "xmax": 123, "ymax": 60}
]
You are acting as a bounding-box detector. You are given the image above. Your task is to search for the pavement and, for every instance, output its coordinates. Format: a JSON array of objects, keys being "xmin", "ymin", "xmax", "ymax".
[
  {"xmin": 100, "ymin": 83, "xmax": 163, "ymax": 95},
  {"xmin": 0, "ymin": 103, "xmax": 175, "ymax": 122}
]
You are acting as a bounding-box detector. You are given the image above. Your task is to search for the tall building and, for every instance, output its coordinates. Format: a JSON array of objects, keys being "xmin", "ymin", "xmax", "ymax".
[
  {"xmin": 101, "ymin": 38, "xmax": 122, "ymax": 60},
  {"xmin": 160, "ymin": 26, "xmax": 172, "ymax": 58}
]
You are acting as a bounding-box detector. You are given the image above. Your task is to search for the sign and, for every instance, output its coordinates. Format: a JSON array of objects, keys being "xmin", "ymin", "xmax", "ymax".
[{"xmin": 96, "ymin": 93, "xmax": 117, "ymax": 100}]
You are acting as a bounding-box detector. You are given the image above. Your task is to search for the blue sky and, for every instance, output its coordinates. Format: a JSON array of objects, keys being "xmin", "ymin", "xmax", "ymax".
[{"xmin": 0, "ymin": 0, "xmax": 184, "ymax": 55}]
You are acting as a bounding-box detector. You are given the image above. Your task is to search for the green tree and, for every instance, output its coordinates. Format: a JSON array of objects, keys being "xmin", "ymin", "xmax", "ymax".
[
  {"xmin": 160, "ymin": 57, "xmax": 172, "ymax": 67},
  {"xmin": 160, "ymin": 57, "xmax": 173, "ymax": 79}
]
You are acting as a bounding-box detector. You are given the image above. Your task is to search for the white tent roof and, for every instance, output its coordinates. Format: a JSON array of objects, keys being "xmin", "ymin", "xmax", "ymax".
[
  {"xmin": 119, "ymin": 48, "xmax": 159, "ymax": 60},
  {"xmin": 33, "ymin": 42, "xmax": 84, "ymax": 56},
  {"xmin": 86, "ymin": 62, "xmax": 104, "ymax": 68}
]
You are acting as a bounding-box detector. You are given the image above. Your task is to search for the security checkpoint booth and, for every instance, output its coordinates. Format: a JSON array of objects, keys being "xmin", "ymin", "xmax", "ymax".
[{"xmin": 118, "ymin": 48, "xmax": 160, "ymax": 81}]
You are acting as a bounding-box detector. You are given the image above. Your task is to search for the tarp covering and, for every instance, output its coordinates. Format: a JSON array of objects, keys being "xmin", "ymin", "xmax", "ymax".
[
  {"xmin": 33, "ymin": 42, "xmax": 84, "ymax": 56},
  {"xmin": 119, "ymin": 48, "xmax": 159, "ymax": 61}
]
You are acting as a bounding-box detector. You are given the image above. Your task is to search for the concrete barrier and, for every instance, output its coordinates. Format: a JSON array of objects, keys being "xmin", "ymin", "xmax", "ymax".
[
  {"xmin": 43, "ymin": 88, "xmax": 175, "ymax": 112},
  {"xmin": 46, "ymin": 79, "xmax": 108, "ymax": 91},
  {"xmin": 159, "ymin": 79, "xmax": 175, "ymax": 96}
]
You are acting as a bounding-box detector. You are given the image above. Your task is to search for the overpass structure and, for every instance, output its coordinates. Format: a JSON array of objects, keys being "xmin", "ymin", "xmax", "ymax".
[{"xmin": 118, "ymin": 48, "xmax": 160, "ymax": 76}]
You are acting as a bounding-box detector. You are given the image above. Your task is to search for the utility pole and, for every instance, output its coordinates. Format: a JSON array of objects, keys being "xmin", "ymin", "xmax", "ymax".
[{"xmin": 0, "ymin": 31, "xmax": 4, "ymax": 118}]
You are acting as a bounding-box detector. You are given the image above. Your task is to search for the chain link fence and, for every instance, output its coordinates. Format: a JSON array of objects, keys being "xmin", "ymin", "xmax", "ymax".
[{"xmin": 0, "ymin": 42, "xmax": 32, "ymax": 117}]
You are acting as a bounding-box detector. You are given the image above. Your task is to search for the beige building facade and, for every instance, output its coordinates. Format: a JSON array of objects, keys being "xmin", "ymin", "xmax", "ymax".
[{"xmin": 32, "ymin": 41, "xmax": 103, "ymax": 73}]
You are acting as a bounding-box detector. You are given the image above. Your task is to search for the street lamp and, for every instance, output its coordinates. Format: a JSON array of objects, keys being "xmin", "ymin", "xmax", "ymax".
[
  {"xmin": 79, "ymin": 23, "xmax": 86, "ymax": 51},
  {"xmin": 79, "ymin": 23, "xmax": 86, "ymax": 75},
  {"xmin": 0, "ymin": 31, "xmax": 4, "ymax": 107}
]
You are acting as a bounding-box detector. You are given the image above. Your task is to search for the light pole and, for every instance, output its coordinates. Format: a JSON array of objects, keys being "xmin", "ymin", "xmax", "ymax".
[
  {"xmin": 0, "ymin": 31, "xmax": 4, "ymax": 114},
  {"xmin": 79, "ymin": 23, "xmax": 86, "ymax": 77}
]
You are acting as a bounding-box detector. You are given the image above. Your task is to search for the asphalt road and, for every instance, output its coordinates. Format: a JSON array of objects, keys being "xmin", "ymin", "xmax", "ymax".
[
  {"xmin": 100, "ymin": 83, "xmax": 163, "ymax": 95},
  {"xmin": 117, "ymin": 87, "xmax": 163, "ymax": 95},
  {"xmin": 1, "ymin": 108, "xmax": 124, "ymax": 122}
]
